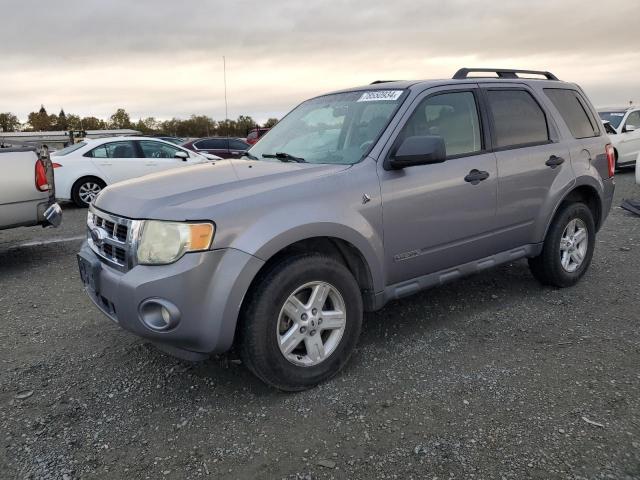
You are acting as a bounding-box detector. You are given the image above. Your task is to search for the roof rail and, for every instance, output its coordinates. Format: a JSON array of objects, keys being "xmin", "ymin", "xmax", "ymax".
[
  {"xmin": 370, "ymin": 80, "xmax": 401, "ymax": 85},
  {"xmin": 453, "ymin": 68, "xmax": 559, "ymax": 81}
]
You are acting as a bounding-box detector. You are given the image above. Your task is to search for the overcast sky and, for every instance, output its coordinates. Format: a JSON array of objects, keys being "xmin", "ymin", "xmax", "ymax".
[{"xmin": 2, "ymin": 0, "xmax": 638, "ymax": 123}]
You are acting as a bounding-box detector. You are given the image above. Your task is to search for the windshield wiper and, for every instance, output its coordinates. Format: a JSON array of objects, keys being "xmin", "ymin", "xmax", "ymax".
[{"xmin": 262, "ymin": 152, "xmax": 307, "ymax": 163}]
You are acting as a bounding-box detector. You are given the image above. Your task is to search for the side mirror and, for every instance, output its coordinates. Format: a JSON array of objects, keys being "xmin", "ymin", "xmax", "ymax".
[
  {"xmin": 387, "ymin": 135, "xmax": 446, "ymax": 169},
  {"xmin": 624, "ymin": 124, "xmax": 636, "ymax": 133},
  {"xmin": 174, "ymin": 151, "xmax": 189, "ymax": 161}
]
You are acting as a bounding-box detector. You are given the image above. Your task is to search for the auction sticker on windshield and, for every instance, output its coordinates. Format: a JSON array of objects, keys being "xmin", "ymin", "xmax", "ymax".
[{"xmin": 358, "ymin": 90, "xmax": 403, "ymax": 102}]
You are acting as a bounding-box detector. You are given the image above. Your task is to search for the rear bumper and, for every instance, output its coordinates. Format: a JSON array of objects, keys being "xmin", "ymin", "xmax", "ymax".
[{"xmin": 79, "ymin": 242, "xmax": 264, "ymax": 355}]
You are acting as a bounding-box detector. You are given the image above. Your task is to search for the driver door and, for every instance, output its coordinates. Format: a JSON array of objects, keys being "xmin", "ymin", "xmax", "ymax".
[
  {"xmin": 136, "ymin": 140, "xmax": 198, "ymax": 174},
  {"xmin": 619, "ymin": 110, "xmax": 640, "ymax": 165},
  {"xmin": 378, "ymin": 85, "xmax": 499, "ymax": 285}
]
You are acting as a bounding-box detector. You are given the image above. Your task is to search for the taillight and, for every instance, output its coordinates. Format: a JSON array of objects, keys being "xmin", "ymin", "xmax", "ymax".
[
  {"xmin": 605, "ymin": 144, "xmax": 615, "ymax": 178},
  {"xmin": 52, "ymin": 162, "xmax": 62, "ymax": 168},
  {"xmin": 35, "ymin": 159, "xmax": 50, "ymax": 192}
]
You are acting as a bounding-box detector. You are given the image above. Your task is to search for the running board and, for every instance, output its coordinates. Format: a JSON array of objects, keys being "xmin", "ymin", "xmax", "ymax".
[{"xmin": 380, "ymin": 244, "xmax": 542, "ymax": 305}]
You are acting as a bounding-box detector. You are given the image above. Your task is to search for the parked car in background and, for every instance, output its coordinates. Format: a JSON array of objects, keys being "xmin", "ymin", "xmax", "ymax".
[
  {"xmin": 182, "ymin": 137, "xmax": 250, "ymax": 158},
  {"xmin": 598, "ymin": 107, "xmax": 640, "ymax": 169},
  {"xmin": 79, "ymin": 67, "xmax": 614, "ymax": 391},
  {"xmin": 52, "ymin": 137, "xmax": 220, "ymax": 207},
  {"xmin": 246, "ymin": 127, "xmax": 270, "ymax": 145},
  {"xmin": 0, "ymin": 145, "xmax": 62, "ymax": 230}
]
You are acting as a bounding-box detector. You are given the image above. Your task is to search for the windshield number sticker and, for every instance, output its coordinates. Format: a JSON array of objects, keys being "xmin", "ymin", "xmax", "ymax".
[{"xmin": 358, "ymin": 90, "xmax": 403, "ymax": 102}]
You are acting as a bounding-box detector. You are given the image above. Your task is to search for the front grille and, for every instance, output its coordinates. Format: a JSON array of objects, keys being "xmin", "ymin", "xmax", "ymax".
[{"xmin": 87, "ymin": 207, "xmax": 139, "ymax": 271}]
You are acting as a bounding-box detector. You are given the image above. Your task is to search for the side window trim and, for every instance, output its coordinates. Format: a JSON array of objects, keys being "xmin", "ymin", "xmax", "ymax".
[
  {"xmin": 386, "ymin": 87, "xmax": 490, "ymax": 163},
  {"xmin": 481, "ymin": 86, "xmax": 554, "ymax": 152}
]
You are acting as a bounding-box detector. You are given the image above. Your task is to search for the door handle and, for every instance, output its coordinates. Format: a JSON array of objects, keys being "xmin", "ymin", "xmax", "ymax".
[
  {"xmin": 230, "ymin": 151, "xmax": 240, "ymax": 155},
  {"xmin": 545, "ymin": 155, "xmax": 565, "ymax": 168},
  {"xmin": 464, "ymin": 169, "xmax": 490, "ymax": 185},
  {"xmin": 99, "ymin": 162, "xmax": 112, "ymax": 166}
]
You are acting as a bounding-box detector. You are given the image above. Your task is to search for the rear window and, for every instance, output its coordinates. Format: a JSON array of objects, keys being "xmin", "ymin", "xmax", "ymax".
[
  {"xmin": 486, "ymin": 89, "xmax": 549, "ymax": 149},
  {"xmin": 545, "ymin": 89, "xmax": 599, "ymax": 139},
  {"xmin": 51, "ymin": 142, "xmax": 86, "ymax": 156}
]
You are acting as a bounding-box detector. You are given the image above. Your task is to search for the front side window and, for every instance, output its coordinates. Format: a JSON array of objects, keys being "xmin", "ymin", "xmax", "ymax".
[
  {"xmin": 138, "ymin": 140, "xmax": 182, "ymax": 158},
  {"xmin": 624, "ymin": 111, "xmax": 640, "ymax": 131},
  {"xmin": 545, "ymin": 88, "xmax": 598, "ymax": 139},
  {"xmin": 247, "ymin": 89, "xmax": 406, "ymax": 164},
  {"xmin": 398, "ymin": 91, "xmax": 482, "ymax": 157},
  {"xmin": 229, "ymin": 139, "xmax": 249, "ymax": 150},
  {"xmin": 486, "ymin": 89, "xmax": 549, "ymax": 149},
  {"xmin": 598, "ymin": 111, "xmax": 626, "ymax": 129}
]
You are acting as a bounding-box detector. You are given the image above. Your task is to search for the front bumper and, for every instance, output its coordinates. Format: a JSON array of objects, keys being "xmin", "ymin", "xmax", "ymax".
[{"xmin": 79, "ymin": 242, "xmax": 264, "ymax": 355}]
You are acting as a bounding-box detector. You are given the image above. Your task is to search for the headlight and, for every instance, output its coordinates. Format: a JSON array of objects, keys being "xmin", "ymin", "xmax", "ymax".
[{"xmin": 136, "ymin": 220, "xmax": 214, "ymax": 265}]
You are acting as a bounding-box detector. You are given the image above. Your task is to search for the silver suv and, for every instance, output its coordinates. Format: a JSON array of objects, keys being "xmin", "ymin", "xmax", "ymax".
[{"xmin": 78, "ymin": 68, "xmax": 615, "ymax": 390}]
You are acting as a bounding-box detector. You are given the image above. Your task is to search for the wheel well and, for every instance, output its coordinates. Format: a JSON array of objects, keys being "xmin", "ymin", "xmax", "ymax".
[
  {"xmin": 246, "ymin": 237, "xmax": 376, "ymax": 312},
  {"xmin": 559, "ymin": 185, "xmax": 602, "ymax": 230}
]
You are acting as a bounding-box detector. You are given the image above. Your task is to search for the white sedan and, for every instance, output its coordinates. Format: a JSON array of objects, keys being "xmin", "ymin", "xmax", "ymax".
[
  {"xmin": 51, "ymin": 137, "xmax": 221, "ymax": 207},
  {"xmin": 598, "ymin": 107, "xmax": 640, "ymax": 169}
]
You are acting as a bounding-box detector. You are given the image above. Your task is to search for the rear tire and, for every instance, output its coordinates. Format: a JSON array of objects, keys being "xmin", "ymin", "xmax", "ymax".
[
  {"xmin": 238, "ymin": 254, "xmax": 363, "ymax": 391},
  {"xmin": 528, "ymin": 202, "xmax": 595, "ymax": 287},
  {"xmin": 71, "ymin": 177, "xmax": 106, "ymax": 208}
]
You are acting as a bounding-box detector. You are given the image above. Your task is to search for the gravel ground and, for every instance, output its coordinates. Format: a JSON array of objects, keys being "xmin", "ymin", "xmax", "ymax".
[{"xmin": 1, "ymin": 172, "xmax": 640, "ymax": 480}]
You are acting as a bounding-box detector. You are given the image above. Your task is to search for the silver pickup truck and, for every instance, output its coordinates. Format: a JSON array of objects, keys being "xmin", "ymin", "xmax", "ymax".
[{"xmin": 0, "ymin": 146, "xmax": 62, "ymax": 230}]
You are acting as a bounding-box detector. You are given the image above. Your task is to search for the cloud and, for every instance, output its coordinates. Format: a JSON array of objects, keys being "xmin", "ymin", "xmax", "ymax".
[{"xmin": 1, "ymin": 0, "xmax": 638, "ymax": 122}]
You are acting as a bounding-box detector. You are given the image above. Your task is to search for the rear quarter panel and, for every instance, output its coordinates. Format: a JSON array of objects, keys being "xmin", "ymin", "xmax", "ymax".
[{"xmin": 0, "ymin": 150, "xmax": 51, "ymax": 228}]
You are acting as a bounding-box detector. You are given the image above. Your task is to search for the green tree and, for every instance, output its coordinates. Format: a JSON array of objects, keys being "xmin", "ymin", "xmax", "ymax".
[
  {"xmin": 57, "ymin": 109, "xmax": 68, "ymax": 131},
  {"xmin": 263, "ymin": 118, "xmax": 278, "ymax": 128},
  {"xmin": 235, "ymin": 115, "xmax": 256, "ymax": 136},
  {"xmin": 80, "ymin": 116, "xmax": 106, "ymax": 130},
  {"xmin": 109, "ymin": 108, "xmax": 132, "ymax": 129},
  {"xmin": 27, "ymin": 105, "xmax": 53, "ymax": 131},
  {"xmin": 0, "ymin": 112, "xmax": 20, "ymax": 132},
  {"xmin": 65, "ymin": 114, "xmax": 82, "ymax": 130}
]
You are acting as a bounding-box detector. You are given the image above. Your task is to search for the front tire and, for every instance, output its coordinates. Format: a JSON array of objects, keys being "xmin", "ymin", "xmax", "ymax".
[
  {"xmin": 528, "ymin": 202, "xmax": 595, "ymax": 287},
  {"xmin": 238, "ymin": 254, "xmax": 363, "ymax": 391},
  {"xmin": 71, "ymin": 177, "xmax": 106, "ymax": 208}
]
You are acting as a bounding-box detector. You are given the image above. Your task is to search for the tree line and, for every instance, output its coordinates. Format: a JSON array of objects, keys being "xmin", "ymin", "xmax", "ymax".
[{"xmin": 0, "ymin": 106, "xmax": 278, "ymax": 138}]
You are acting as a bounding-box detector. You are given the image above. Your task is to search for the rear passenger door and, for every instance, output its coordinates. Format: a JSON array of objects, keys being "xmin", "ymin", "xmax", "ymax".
[
  {"xmin": 86, "ymin": 140, "xmax": 148, "ymax": 184},
  {"xmin": 379, "ymin": 86, "xmax": 499, "ymax": 285},
  {"xmin": 480, "ymin": 85, "xmax": 572, "ymax": 250}
]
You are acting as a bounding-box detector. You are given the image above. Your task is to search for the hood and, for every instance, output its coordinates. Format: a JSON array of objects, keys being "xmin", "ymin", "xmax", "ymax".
[{"xmin": 94, "ymin": 159, "xmax": 350, "ymax": 220}]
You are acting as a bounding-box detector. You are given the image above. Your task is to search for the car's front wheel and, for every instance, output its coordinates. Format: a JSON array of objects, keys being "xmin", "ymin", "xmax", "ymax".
[{"xmin": 238, "ymin": 254, "xmax": 363, "ymax": 391}]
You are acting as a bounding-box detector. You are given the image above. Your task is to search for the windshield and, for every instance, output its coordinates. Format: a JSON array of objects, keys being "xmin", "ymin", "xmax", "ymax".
[
  {"xmin": 247, "ymin": 89, "xmax": 406, "ymax": 165},
  {"xmin": 51, "ymin": 141, "xmax": 87, "ymax": 156},
  {"xmin": 598, "ymin": 111, "xmax": 625, "ymax": 129}
]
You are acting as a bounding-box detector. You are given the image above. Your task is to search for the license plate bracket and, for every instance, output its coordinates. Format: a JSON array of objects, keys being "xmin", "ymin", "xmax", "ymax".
[{"xmin": 77, "ymin": 252, "xmax": 101, "ymax": 295}]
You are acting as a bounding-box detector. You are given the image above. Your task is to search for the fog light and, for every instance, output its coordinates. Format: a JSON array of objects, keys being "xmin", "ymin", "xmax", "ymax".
[{"xmin": 139, "ymin": 299, "xmax": 181, "ymax": 331}]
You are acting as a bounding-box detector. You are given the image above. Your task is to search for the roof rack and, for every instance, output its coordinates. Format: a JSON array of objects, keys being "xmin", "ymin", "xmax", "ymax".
[
  {"xmin": 453, "ymin": 68, "xmax": 559, "ymax": 81},
  {"xmin": 370, "ymin": 80, "xmax": 401, "ymax": 85}
]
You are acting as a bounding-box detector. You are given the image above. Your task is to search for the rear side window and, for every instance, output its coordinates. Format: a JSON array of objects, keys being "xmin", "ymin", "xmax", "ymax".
[
  {"xmin": 545, "ymin": 89, "xmax": 599, "ymax": 138},
  {"xmin": 229, "ymin": 139, "xmax": 249, "ymax": 150},
  {"xmin": 486, "ymin": 89, "xmax": 549, "ymax": 149},
  {"xmin": 195, "ymin": 139, "xmax": 227, "ymax": 149},
  {"xmin": 86, "ymin": 141, "xmax": 137, "ymax": 158}
]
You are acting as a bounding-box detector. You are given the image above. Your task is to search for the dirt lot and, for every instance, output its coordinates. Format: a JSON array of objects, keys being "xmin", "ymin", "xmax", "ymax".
[{"xmin": 1, "ymin": 172, "xmax": 639, "ymax": 480}]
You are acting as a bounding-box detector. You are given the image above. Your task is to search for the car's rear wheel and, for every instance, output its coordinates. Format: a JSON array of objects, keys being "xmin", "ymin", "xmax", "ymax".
[
  {"xmin": 238, "ymin": 254, "xmax": 363, "ymax": 391},
  {"xmin": 72, "ymin": 177, "xmax": 106, "ymax": 208},
  {"xmin": 528, "ymin": 202, "xmax": 595, "ymax": 287}
]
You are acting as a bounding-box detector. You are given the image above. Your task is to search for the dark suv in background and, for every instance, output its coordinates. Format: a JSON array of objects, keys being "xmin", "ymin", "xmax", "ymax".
[{"xmin": 182, "ymin": 137, "xmax": 250, "ymax": 158}]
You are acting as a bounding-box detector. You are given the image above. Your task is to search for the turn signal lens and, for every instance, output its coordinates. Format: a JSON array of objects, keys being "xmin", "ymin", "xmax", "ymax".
[{"xmin": 188, "ymin": 223, "xmax": 214, "ymax": 250}]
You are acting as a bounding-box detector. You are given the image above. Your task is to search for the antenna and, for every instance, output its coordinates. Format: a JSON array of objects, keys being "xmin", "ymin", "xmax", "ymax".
[{"xmin": 223, "ymin": 56, "xmax": 229, "ymax": 123}]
